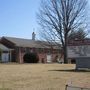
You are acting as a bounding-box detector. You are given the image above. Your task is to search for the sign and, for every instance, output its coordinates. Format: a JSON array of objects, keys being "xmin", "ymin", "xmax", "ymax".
[{"xmin": 67, "ymin": 45, "xmax": 90, "ymax": 58}]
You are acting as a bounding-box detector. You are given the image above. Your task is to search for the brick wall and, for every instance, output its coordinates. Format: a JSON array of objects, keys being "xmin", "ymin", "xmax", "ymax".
[{"xmin": 16, "ymin": 47, "xmax": 60, "ymax": 63}]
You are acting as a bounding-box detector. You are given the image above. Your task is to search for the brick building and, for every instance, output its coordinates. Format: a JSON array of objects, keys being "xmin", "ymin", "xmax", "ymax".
[{"xmin": 0, "ymin": 34, "xmax": 62, "ymax": 63}]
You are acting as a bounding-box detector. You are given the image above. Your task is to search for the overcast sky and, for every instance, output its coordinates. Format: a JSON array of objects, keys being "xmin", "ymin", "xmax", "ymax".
[{"xmin": 0, "ymin": 0, "xmax": 90, "ymax": 39}]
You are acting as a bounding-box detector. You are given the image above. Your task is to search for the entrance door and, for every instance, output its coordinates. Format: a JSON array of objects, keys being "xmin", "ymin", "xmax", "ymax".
[
  {"xmin": 47, "ymin": 54, "xmax": 52, "ymax": 63},
  {"xmin": 2, "ymin": 53, "xmax": 9, "ymax": 62}
]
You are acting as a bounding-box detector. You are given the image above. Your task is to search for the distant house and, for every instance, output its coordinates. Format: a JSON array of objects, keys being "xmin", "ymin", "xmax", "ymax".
[
  {"xmin": 67, "ymin": 39, "xmax": 90, "ymax": 69},
  {"xmin": 0, "ymin": 33, "xmax": 62, "ymax": 63}
]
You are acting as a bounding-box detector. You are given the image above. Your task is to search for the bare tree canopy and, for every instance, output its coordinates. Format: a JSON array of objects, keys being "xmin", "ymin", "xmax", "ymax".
[
  {"xmin": 68, "ymin": 28, "xmax": 87, "ymax": 41},
  {"xmin": 37, "ymin": 0, "xmax": 87, "ymax": 63}
]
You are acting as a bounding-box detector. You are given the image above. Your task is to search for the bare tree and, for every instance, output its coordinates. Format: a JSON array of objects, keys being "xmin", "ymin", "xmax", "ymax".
[
  {"xmin": 68, "ymin": 28, "xmax": 87, "ymax": 41},
  {"xmin": 37, "ymin": 0, "xmax": 87, "ymax": 63}
]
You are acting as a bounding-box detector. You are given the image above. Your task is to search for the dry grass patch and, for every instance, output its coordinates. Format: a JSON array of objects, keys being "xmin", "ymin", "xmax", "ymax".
[{"xmin": 0, "ymin": 63, "xmax": 90, "ymax": 90}]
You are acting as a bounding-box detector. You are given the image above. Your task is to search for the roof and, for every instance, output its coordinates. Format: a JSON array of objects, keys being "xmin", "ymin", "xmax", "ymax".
[
  {"xmin": 2, "ymin": 36, "xmax": 60, "ymax": 49},
  {"xmin": 0, "ymin": 44, "xmax": 10, "ymax": 51},
  {"xmin": 68, "ymin": 39, "xmax": 90, "ymax": 46}
]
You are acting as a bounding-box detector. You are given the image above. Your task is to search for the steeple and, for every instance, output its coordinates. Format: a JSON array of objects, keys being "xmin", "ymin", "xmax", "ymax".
[{"xmin": 32, "ymin": 32, "xmax": 36, "ymax": 40}]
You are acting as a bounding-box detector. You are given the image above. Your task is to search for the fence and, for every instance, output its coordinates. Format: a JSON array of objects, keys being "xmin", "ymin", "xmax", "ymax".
[{"xmin": 65, "ymin": 85, "xmax": 90, "ymax": 90}]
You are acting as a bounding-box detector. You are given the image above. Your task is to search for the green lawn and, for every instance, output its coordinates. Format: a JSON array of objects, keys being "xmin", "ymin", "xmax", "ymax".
[{"xmin": 0, "ymin": 63, "xmax": 90, "ymax": 90}]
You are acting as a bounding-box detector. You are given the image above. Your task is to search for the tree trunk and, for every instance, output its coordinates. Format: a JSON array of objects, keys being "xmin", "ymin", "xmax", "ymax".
[
  {"xmin": 63, "ymin": 33, "xmax": 68, "ymax": 64},
  {"xmin": 63, "ymin": 45, "xmax": 68, "ymax": 63}
]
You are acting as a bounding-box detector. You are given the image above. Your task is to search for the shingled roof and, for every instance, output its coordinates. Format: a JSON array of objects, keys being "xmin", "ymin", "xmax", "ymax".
[
  {"xmin": 68, "ymin": 38, "xmax": 90, "ymax": 46},
  {"xmin": 2, "ymin": 37, "xmax": 60, "ymax": 49}
]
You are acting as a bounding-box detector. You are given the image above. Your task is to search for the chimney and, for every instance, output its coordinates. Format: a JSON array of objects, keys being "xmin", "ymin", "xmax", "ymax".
[{"xmin": 32, "ymin": 32, "xmax": 36, "ymax": 40}]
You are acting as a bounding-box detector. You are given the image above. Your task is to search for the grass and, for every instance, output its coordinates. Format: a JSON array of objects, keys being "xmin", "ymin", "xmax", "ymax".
[{"xmin": 0, "ymin": 63, "xmax": 90, "ymax": 90}]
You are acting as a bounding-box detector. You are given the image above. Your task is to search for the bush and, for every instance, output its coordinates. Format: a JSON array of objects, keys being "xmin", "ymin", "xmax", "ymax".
[{"xmin": 23, "ymin": 53, "xmax": 39, "ymax": 63}]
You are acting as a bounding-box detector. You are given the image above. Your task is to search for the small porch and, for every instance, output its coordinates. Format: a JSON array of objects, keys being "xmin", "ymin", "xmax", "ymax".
[{"xmin": 0, "ymin": 44, "xmax": 13, "ymax": 63}]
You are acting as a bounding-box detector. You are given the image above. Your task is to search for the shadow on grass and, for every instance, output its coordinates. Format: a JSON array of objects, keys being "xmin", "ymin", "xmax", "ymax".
[{"xmin": 48, "ymin": 69, "xmax": 90, "ymax": 72}]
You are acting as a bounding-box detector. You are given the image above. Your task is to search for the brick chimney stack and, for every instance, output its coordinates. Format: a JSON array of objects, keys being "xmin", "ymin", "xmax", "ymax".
[{"xmin": 32, "ymin": 32, "xmax": 36, "ymax": 40}]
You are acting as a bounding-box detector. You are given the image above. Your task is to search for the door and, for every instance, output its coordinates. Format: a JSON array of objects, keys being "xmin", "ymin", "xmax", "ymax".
[
  {"xmin": 47, "ymin": 54, "xmax": 52, "ymax": 63},
  {"xmin": 2, "ymin": 53, "xmax": 9, "ymax": 62}
]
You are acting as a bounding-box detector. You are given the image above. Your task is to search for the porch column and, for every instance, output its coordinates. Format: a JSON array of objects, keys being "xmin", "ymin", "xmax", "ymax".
[
  {"xmin": 9, "ymin": 50, "xmax": 12, "ymax": 62},
  {"xmin": 19, "ymin": 47, "xmax": 22, "ymax": 63}
]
